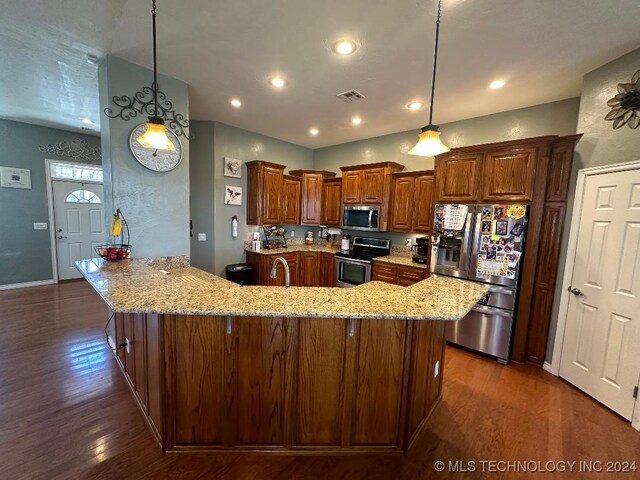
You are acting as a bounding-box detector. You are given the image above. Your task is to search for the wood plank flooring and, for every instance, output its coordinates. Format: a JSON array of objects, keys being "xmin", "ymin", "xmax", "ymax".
[{"xmin": 0, "ymin": 281, "xmax": 638, "ymax": 479}]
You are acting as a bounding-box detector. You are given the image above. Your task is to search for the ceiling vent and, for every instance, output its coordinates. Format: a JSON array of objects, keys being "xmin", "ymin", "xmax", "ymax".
[{"xmin": 336, "ymin": 89, "xmax": 365, "ymax": 103}]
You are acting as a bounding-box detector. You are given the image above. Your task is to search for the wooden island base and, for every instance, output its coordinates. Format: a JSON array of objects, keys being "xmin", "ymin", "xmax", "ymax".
[{"xmin": 114, "ymin": 313, "xmax": 446, "ymax": 455}]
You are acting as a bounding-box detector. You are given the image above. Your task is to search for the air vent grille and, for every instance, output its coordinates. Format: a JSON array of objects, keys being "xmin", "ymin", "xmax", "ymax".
[{"xmin": 336, "ymin": 89, "xmax": 365, "ymax": 103}]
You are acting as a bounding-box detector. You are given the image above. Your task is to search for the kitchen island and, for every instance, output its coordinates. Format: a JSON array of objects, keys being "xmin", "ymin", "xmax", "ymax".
[{"xmin": 76, "ymin": 258, "xmax": 487, "ymax": 455}]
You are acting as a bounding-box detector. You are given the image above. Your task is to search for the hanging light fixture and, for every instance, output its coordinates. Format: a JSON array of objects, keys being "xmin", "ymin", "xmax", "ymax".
[
  {"xmin": 136, "ymin": 0, "xmax": 176, "ymax": 151},
  {"xmin": 408, "ymin": 0, "xmax": 450, "ymax": 157}
]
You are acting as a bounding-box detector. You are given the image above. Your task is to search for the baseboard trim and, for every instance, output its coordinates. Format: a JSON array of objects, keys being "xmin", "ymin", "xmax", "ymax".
[
  {"xmin": 543, "ymin": 361, "xmax": 557, "ymax": 375},
  {"xmin": 0, "ymin": 279, "xmax": 55, "ymax": 291}
]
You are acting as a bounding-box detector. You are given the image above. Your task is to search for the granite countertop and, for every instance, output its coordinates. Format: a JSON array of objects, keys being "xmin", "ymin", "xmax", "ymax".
[
  {"xmin": 245, "ymin": 244, "xmax": 339, "ymax": 255},
  {"xmin": 75, "ymin": 258, "xmax": 488, "ymax": 321},
  {"xmin": 374, "ymin": 255, "xmax": 429, "ymax": 269}
]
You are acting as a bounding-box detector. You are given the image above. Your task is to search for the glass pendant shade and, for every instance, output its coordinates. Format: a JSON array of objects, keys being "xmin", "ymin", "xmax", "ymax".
[
  {"xmin": 137, "ymin": 120, "xmax": 175, "ymax": 151},
  {"xmin": 408, "ymin": 126, "xmax": 450, "ymax": 157}
]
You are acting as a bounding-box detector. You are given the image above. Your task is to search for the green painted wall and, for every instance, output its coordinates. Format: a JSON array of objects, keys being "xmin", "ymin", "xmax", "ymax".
[
  {"xmin": 0, "ymin": 119, "xmax": 100, "ymax": 286},
  {"xmin": 547, "ymin": 47, "xmax": 640, "ymax": 363},
  {"xmin": 98, "ymin": 56, "xmax": 190, "ymax": 259}
]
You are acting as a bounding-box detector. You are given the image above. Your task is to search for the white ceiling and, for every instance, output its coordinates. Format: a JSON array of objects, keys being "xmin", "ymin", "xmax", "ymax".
[{"xmin": 1, "ymin": 0, "xmax": 639, "ymax": 147}]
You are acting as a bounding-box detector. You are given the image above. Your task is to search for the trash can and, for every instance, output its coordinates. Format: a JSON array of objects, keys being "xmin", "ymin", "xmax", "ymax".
[{"xmin": 225, "ymin": 263, "xmax": 254, "ymax": 286}]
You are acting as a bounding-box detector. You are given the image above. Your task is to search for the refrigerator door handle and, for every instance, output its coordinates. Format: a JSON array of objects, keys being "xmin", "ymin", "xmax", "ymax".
[{"xmin": 460, "ymin": 211, "xmax": 474, "ymax": 276}]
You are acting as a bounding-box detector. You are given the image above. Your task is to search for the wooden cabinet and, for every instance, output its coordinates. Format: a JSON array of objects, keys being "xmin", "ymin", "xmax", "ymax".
[
  {"xmin": 434, "ymin": 154, "xmax": 482, "ymax": 203},
  {"xmin": 290, "ymin": 170, "xmax": 336, "ymax": 226},
  {"xmin": 267, "ymin": 252, "xmax": 299, "ymax": 287},
  {"xmin": 321, "ymin": 252, "xmax": 335, "ymax": 287},
  {"xmin": 372, "ymin": 261, "xmax": 428, "ymax": 286},
  {"xmin": 362, "ymin": 168, "xmax": 385, "ymax": 203},
  {"xmin": 246, "ymin": 161, "xmax": 286, "ymax": 225},
  {"xmin": 322, "ymin": 178, "xmax": 342, "ymax": 227},
  {"xmin": 341, "ymin": 170, "xmax": 363, "ymax": 204},
  {"xmin": 389, "ymin": 171, "xmax": 434, "ymax": 233},
  {"xmin": 299, "ymin": 251, "xmax": 321, "ymax": 287},
  {"xmin": 481, "ymin": 148, "xmax": 536, "ymax": 202},
  {"xmin": 282, "ymin": 175, "xmax": 301, "ymax": 225}
]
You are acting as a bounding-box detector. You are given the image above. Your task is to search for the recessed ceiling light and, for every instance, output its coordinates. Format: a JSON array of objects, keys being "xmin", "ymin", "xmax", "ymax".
[
  {"xmin": 81, "ymin": 118, "xmax": 94, "ymax": 125},
  {"xmin": 407, "ymin": 101, "xmax": 424, "ymax": 110},
  {"xmin": 230, "ymin": 98, "xmax": 242, "ymax": 108},
  {"xmin": 489, "ymin": 79, "xmax": 506, "ymax": 89},
  {"xmin": 332, "ymin": 40, "xmax": 357, "ymax": 55},
  {"xmin": 309, "ymin": 128, "xmax": 319, "ymax": 136},
  {"xmin": 351, "ymin": 116, "xmax": 362, "ymax": 126},
  {"xmin": 268, "ymin": 76, "xmax": 287, "ymax": 88}
]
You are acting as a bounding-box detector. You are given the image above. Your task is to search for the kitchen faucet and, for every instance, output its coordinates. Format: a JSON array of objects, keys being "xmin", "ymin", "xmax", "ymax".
[{"xmin": 270, "ymin": 257, "xmax": 290, "ymax": 288}]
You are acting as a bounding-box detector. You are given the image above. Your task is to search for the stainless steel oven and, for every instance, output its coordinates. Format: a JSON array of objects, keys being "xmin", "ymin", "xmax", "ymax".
[
  {"xmin": 335, "ymin": 256, "xmax": 372, "ymax": 288},
  {"xmin": 342, "ymin": 205, "xmax": 380, "ymax": 231}
]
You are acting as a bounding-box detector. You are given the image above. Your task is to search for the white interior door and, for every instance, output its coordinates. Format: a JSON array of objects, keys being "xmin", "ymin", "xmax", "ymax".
[
  {"xmin": 559, "ymin": 168, "xmax": 640, "ymax": 420},
  {"xmin": 53, "ymin": 181, "xmax": 105, "ymax": 280}
]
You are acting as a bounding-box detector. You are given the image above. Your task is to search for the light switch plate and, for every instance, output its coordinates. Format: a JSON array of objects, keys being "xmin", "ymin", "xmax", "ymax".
[
  {"xmin": 198, "ymin": 233, "xmax": 206, "ymax": 241},
  {"xmin": 33, "ymin": 222, "xmax": 48, "ymax": 230}
]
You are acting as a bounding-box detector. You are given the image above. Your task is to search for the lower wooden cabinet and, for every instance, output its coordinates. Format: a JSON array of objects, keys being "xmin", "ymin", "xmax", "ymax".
[
  {"xmin": 299, "ymin": 252, "xmax": 321, "ymax": 286},
  {"xmin": 372, "ymin": 261, "xmax": 428, "ymax": 286},
  {"xmin": 246, "ymin": 250, "xmax": 336, "ymax": 287},
  {"xmin": 321, "ymin": 252, "xmax": 335, "ymax": 287}
]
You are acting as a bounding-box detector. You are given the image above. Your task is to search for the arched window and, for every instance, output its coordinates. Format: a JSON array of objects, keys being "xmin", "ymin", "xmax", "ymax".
[{"xmin": 65, "ymin": 189, "xmax": 102, "ymax": 204}]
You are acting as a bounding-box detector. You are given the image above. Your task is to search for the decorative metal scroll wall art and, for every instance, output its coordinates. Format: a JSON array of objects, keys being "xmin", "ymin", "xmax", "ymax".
[
  {"xmin": 605, "ymin": 69, "xmax": 640, "ymax": 130},
  {"xmin": 38, "ymin": 139, "xmax": 102, "ymax": 164},
  {"xmin": 103, "ymin": 82, "xmax": 192, "ymax": 139}
]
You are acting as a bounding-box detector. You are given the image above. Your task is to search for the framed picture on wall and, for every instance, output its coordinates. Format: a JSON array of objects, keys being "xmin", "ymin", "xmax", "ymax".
[
  {"xmin": 225, "ymin": 186, "xmax": 242, "ymax": 205},
  {"xmin": 0, "ymin": 166, "xmax": 32, "ymax": 189},
  {"xmin": 224, "ymin": 157, "xmax": 242, "ymax": 178}
]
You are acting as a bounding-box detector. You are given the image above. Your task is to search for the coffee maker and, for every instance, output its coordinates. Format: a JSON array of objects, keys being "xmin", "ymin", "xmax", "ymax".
[{"xmin": 412, "ymin": 236, "xmax": 430, "ymax": 265}]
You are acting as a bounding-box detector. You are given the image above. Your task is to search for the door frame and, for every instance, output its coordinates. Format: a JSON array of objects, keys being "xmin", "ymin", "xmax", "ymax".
[
  {"xmin": 45, "ymin": 159, "xmax": 103, "ymax": 283},
  {"xmin": 547, "ymin": 159, "xmax": 640, "ymax": 431}
]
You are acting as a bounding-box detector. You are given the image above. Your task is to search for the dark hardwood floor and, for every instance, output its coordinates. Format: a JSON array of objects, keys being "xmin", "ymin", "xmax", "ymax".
[{"xmin": 0, "ymin": 281, "xmax": 638, "ymax": 479}]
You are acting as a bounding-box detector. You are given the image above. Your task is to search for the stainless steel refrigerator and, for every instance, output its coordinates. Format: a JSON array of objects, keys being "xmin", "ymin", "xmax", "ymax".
[{"xmin": 431, "ymin": 203, "xmax": 529, "ymax": 363}]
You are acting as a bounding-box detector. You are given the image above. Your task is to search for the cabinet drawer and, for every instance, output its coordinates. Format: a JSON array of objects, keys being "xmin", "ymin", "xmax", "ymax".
[
  {"xmin": 397, "ymin": 265, "xmax": 424, "ymax": 281},
  {"xmin": 373, "ymin": 262, "xmax": 397, "ymax": 276}
]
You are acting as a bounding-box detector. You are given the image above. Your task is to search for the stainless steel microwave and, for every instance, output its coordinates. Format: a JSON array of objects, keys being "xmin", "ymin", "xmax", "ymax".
[{"xmin": 342, "ymin": 205, "xmax": 380, "ymax": 231}]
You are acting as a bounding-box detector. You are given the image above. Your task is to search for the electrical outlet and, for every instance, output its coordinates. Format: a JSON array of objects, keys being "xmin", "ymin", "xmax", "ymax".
[
  {"xmin": 434, "ymin": 360, "xmax": 440, "ymax": 378},
  {"xmin": 290, "ymin": 231, "xmax": 295, "ymax": 237},
  {"xmin": 33, "ymin": 222, "xmax": 48, "ymax": 230},
  {"xmin": 198, "ymin": 233, "xmax": 206, "ymax": 241},
  {"xmin": 125, "ymin": 338, "xmax": 131, "ymax": 354},
  {"xmin": 405, "ymin": 238, "xmax": 411, "ymax": 247}
]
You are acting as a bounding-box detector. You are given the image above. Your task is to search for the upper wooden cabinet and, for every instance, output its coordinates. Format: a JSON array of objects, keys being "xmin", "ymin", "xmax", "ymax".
[
  {"xmin": 340, "ymin": 162, "xmax": 404, "ymax": 206},
  {"xmin": 434, "ymin": 154, "xmax": 482, "ymax": 203},
  {"xmin": 389, "ymin": 171, "xmax": 434, "ymax": 233},
  {"xmin": 341, "ymin": 170, "xmax": 363, "ymax": 204},
  {"xmin": 482, "ymin": 148, "xmax": 536, "ymax": 202},
  {"xmin": 290, "ymin": 170, "xmax": 336, "ymax": 226},
  {"xmin": 282, "ymin": 175, "xmax": 301, "ymax": 225},
  {"xmin": 322, "ymin": 178, "xmax": 342, "ymax": 227},
  {"xmin": 246, "ymin": 161, "xmax": 286, "ymax": 225}
]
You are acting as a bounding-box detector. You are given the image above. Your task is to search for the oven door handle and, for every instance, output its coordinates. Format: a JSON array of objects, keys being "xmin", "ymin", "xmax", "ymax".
[
  {"xmin": 336, "ymin": 257, "xmax": 371, "ymax": 266},
  {"xmin": 471, "ymin": 305, "xmax": 512, "ymax": 317}
]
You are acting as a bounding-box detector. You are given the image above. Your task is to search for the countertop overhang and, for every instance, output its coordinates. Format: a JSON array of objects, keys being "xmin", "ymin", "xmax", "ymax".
[{"xmin": 75, "ymin": 258, "xmax": 488, "ymax": 320}]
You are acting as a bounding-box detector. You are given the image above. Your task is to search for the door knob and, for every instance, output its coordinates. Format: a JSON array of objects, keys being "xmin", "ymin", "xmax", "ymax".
[
  {"xmin": 57, "ymin": 235, "xmax": 67, "ymax": 239},
  {"xmin": 568, "ymin": 287, "xmax": 584, "ymax": 297},
  {"xmin": 57, "ymin": 228, "xmax": 63, "ymax": 232}
]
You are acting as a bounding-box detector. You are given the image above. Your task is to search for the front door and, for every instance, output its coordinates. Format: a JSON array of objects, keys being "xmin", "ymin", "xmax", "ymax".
[
  {"xmin": 52, "ymin": 181, "xmax": 105, "ymax": 280},
  {"xmin": 559, "ymin": 167, "xmax": 640, "ymax": 420}
]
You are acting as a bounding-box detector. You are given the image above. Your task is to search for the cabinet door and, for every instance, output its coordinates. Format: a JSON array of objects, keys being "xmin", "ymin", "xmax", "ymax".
[
  {"xmin": 299, "ymin": 252, "xmax": 320, "ymax": 287},
  {"xmin": 481, "ymin": 148, "xmax": 536, "ymax": 202},
  {"xmin": 292, "ymin": 318, "xmax": 348, "ymax": 446},
  {"xmin": 264, "ymin": 166, "xmax": 284, "ymax": 224},
  {"xmin": 233, "ymin": 317, "xmax": 287, "ymax": 446},
  {"xmin": 322, "ymin": 181, "xmax": 342, "ymax": 227},
  {"xmin": 546, "ymin": 144, "xmax": 573, "ymax": 202},
  {"xmin": 300, "ymin": 174, "xmax": 323, "ymax": 225},
  {"xmin": 435, "ymin": 155, "xmax": 482, "ymax": 203},
  {"xmin": 412, "ymin": 175, "xmax": 434, "ymax": 233},
  {"xmin": 390, "ymin": 176, "xmax": 414, "ymax": 232},
  {"xmin": 362, "ymin": 168, "xmax": 385, "ymax": 203},
  {"xmin": 349, "ymin": 319, "xmax": 408, "ymax": 446},
  {"xmin": 342, "ymin": 171, "xmax": 363, "ymax": 204},
  {"xmin": 268, "ymin": 253, "xmax": 299, "ymax": 287},
  {"xmin": 282, "ymin": 176, "xmax": 301, "ymax": 225},
  {"xmin": 321, "ymin": 252, "xmax": 336, "ymax": 287},
  {"xmin": 397, "ymin": 265, "xmax": 425, "ymax": 286}
]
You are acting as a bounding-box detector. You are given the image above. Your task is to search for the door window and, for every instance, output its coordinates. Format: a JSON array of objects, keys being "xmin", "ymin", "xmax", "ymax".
[{"xmin": 65, "ymin": 189, "xmax": 102, "ymax": 204}]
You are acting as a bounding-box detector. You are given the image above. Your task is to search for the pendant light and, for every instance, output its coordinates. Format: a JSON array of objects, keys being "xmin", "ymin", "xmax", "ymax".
[
  {"xmin": 136, "ymin": 0, "xmax": 176, "ymax": 151},
  {"xmin": 408, "ymin": 0, "xmax": 450, "ymax": 157}
]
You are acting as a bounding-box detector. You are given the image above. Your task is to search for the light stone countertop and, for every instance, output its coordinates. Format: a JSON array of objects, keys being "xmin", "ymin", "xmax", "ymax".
[
  {"xmin": 75, "ymin": 258, "xmax": 488, "ymax": 321},
  {"xmin": 374, "ymin": 255, "xmax": 429, "ymax": 269}
]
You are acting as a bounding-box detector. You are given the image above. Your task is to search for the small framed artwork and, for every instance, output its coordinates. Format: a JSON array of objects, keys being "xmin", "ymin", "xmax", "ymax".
[
  {"xmin": 0, "ymin": 166, "xmax": 32, "ymax": 189},
  {"xmin": 481, "ymin": 220, "xmax": 492, "ymax": 234},
  {"xmin": 495, "ymin": 220, "xmax": 508, "ymax": 235},
  {"xmin": 225, "ymin": 185, "xmax": 242, "ymax": 205},
  {"xmin": 224, "ymin": 157, "xmax": 242, "ymax": 178}
]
